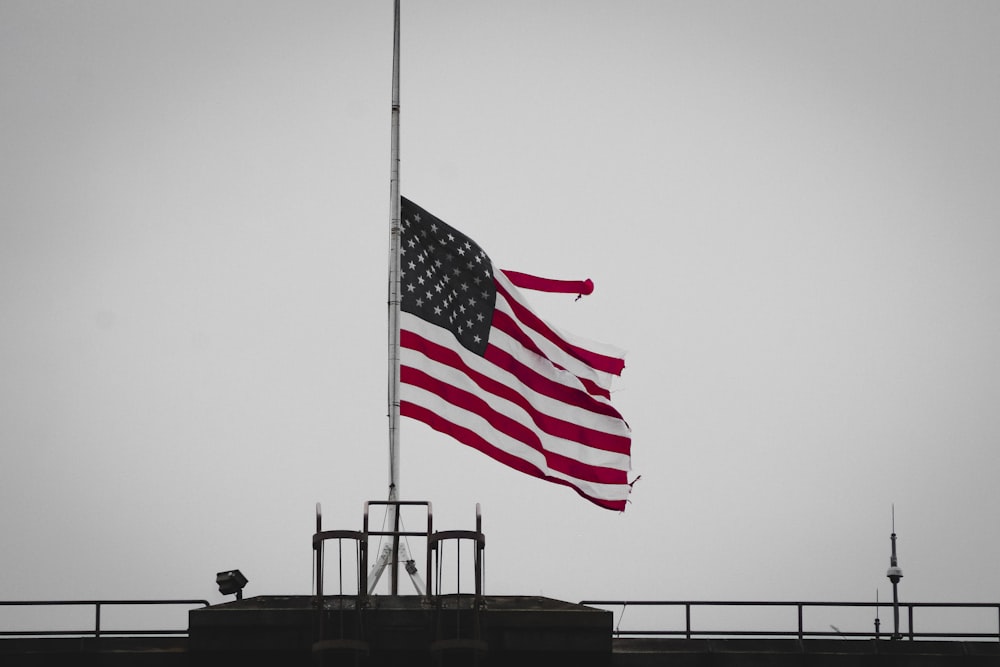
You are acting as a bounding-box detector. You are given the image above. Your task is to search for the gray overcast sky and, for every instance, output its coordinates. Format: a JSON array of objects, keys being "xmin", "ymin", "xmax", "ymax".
[{"xmin": 3, "ymin": 0, "xmax": 1000, "ymax": 634}]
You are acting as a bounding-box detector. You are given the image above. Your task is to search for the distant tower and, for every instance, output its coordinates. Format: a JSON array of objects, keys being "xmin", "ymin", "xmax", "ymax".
[{"xmin": 886, "ymin": 506, "xmax": 904, "ymax": 640}]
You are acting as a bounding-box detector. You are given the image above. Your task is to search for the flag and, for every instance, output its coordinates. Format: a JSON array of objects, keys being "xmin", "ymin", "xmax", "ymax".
[{"xmin": 398, "ymin": 197, "xmax": 632, "ymax": 511}]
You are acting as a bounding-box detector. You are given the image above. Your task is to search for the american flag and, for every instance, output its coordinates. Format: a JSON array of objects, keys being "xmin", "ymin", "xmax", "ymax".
[{"xmin": 398, "ymin": 197, "xmax": 632, "ymax": 511}]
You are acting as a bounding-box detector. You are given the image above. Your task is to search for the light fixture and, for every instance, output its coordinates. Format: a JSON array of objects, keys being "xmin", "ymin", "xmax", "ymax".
[{"xmin": 216, "ymin": 569, "xmax": 248, "ymax": 600}]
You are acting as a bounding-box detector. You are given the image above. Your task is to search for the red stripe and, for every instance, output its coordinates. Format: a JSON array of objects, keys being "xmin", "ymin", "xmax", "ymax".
[
  {"xmin": 401, "ymin": 401, "xmax": 627, "ymax": 512},
  {"xmin": 402, "ymin": 329, "xmax": 631, "ymax": 455},
  {"xmin": 400, "ymin": 364, "xmax": 629, "ymax": 485},
  {"xmin": 578, "ymin": 375, "xmax": 611, "ymax": 400},
  {"xmin": 502, "ymin": 270, "xmax": 594, "ymax": 296},
  {"xmin": 495, "ymin": 279, "xmax": 626, "ymax": 377}
]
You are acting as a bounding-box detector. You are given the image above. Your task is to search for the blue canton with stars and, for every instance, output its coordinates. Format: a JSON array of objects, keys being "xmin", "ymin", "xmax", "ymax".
[{"xmin": 400, "ymin": 197, "xmax": 495, "ymax": 356}]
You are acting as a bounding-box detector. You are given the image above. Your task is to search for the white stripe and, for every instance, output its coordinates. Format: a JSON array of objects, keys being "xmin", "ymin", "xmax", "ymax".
[{"xmin": 402, "ymin": 384, "xmax": 631, "ymax": 503}]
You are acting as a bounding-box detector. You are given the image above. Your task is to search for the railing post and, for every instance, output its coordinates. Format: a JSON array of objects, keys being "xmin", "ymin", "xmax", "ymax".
[
  {"xmin": 685, "ymin": 603, "xmax": 691, "ymax": 639},
  {"xmin": 94, "ymin": 602, "xmax": 101, "ymax": 638},
  {"xmin": 474, "ymin": 504, "xmax": 483, "ymax": 600},
  {"xmin": 315, "ymin": 515, "xmax": 324, "ymax": 601},
  {"xmin": 797, "ymin": 603, "xmax": 803, "ymax": 640},
  {"xmin": 425, "ymin": 505, "xmax": 433, "ymax": 601},
  {"xmin": 908, "ymin": 605, "xmax": 914, "ymax": 640}
]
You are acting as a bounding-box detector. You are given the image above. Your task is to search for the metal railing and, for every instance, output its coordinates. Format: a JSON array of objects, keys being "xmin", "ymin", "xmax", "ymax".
[
  {"xmin": 579, "ymin": 600, "xmax": 1000, "ymax": 641},
  {"xmin": 0, "ymin": 599, "xmax": 209, "ymax": 638}
]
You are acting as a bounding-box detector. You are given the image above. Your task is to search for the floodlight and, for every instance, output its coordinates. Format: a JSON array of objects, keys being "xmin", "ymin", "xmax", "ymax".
[{"xmin": 216, "ymin": 569, "xmax": 249, "ymax": 600}]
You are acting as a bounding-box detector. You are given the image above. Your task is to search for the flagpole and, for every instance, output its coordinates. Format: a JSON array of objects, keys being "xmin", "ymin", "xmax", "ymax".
[{"xmin": 386, "ymin": 0, "xmax": 402, "ymax": 595}]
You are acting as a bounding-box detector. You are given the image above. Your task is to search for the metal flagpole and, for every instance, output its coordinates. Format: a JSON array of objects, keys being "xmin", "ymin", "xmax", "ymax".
[
  {"xmin": 385, "ymin": 0, "xmax": 402, "ymax": 595},
  {"xmin": 372, "ymin": 0, "xmax": 422, "ymax": 598}
]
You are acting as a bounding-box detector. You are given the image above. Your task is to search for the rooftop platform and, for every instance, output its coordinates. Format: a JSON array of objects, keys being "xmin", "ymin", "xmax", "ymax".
[{"xmin": 190, "ymin": 594, "xmax": 610, "ymax": 665}]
